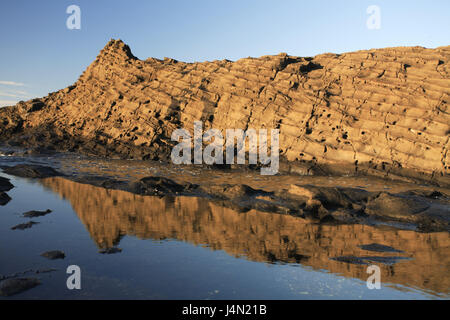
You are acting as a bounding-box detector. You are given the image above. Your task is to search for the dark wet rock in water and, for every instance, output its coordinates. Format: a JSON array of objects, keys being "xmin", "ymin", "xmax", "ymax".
[
  {"xmin": 283, "ymin": 184, "xmax": 358, "ymax": 209},
  {"xmin": 337, "ymin": 187, "xmax": 371, "ymax": 203},
  {"xmin": 426, "ymin": 191, "xmax": 445, "ymax": 199},
  {"xmin": 99, "ymin": 247, "xmax": 122, "ymax": 254},
  {"xmin": 365, "ymin": 192, "xmax": 430, "ymax": 219},
  {"xmin": 41, "ymin": 250, "xmax": 65, "ymax": 260},
  {"xmin": 362, "ymin": 256, "xmax": 412, "ymax": 265},
  {"xmin": 357, "ymin": 190, "xmax": 449, "ymax": 232},
  {"xmin": 99, "ymin": 179, "xmax": 127, "ymax": 190},
  {"xmin": 0, "ymin": 269, "xmax": 57, "ymax": 281},
  {"xmin": 274, "ymin": 185, "xmax": 449, "ymax": 230},
  {"xmin": 398, "ymin": 189, "xmax": 447, "ymax": 200},
  {"xmin": 23, "ymin": 209, "xmax": 52, "ymax": 218},
  {"xmin": 415, "ymin": 208, "xmax": 450, "ymax": 233},
  {"xmin": 1, "ymin": 164, "xmax": 63, "ymax": 179},
  {"xmin": 286, "ymin": 253, "xmax": 310, "ymax": 263},
  {"xmin": 358, "ymin": 243, "xmax": 404, "ymax": 253},
  {"xmin": 331, "ymin": 255, "xmax": 411, "ymax": 266},
  {"xmin": 203, "ymin": 184, "xmax": 265, "ymax": 199},
  {"xmin": 11, "ymin": 221, "xmax": 39, "ymax": 230},
  {"xmin": 25, "ymin": 146, "xmax": 57, "ymax": 156},
  {"xmin": 35, "ymin": 268, "xmax": 58, "ymax": 274},
  {"xmin": 0, "ymin": 278, "xmax": 41, "ymax": 297},
  {"xmin": 331, "ymin": 256, "xmax": 369, "ymax": 265},
  {"xmin": 73, "ymin": 176, "xmax": 128, "ymax": 190},
  {"xmin": 272, "ymin": 184, "xmax": 372, "ymax": 222},
  {"xmin": 0, "ymin": 176, "xmax": 14, "ymax": 192},
  {"xmin": 0, "ymin": 191, "xmax": 11, "ymax": 206},
  {"xmin": 0, "ymin": 177, "xmax": 13, "ymax": 205},
  {"xmin": 328, "ymin": 209, "xmax": 362, "ymax": 224},
  {"xmin": 130, "ymin": 176, "xmax": 198, "ymax": 196},
  {"xmin": 200, "ymin": 184, "xmax": 303, "ymax": 216}
]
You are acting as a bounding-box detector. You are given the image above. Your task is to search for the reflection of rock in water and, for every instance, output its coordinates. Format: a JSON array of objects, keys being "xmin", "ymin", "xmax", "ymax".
[{"xmin": 41, "ymin": 177, "xmax": 450, "ymax": 295}]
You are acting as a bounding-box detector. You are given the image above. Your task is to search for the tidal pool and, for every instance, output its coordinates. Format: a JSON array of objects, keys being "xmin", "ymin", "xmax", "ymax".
[{"xmin": 0, "ymin": 162, "xmax": 449, "ymax": 299}]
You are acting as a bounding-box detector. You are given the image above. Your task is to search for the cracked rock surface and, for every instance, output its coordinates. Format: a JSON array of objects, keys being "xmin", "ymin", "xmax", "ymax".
[{"xmin": 0, "ymin": 40, "xmax": 448, "ymax": 186}]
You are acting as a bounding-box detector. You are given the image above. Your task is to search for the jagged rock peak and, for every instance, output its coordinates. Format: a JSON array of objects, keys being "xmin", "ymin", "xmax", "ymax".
[{"xmin": 97, "ymin": 39, "xmax": 137, "ymax": 61}]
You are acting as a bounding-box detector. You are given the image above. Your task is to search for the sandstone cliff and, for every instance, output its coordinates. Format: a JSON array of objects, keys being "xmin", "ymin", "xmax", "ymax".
[{"xmin": 1, "ymin": 40, "xmax": 449, "ymax": 185}]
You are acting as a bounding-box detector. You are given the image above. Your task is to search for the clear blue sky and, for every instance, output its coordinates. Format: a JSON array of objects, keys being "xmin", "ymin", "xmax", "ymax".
[{"xmin": 0, "ymin": 0, "xmax": 449, "ymax": 106}]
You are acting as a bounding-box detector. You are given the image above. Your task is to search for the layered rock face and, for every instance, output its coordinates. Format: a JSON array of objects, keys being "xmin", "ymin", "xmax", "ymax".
[{"xmin": 0, "ymin": 40, "xmax": 449, "ymax": 184}]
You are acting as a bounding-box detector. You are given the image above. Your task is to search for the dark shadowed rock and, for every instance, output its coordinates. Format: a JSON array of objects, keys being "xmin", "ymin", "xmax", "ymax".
[
  {"xmin": 199, "ymin": 184, "xmax": 303, "ymax": 216},
  {"xmin": 425, "ymin": 191, "xmax": 445, "ymax": 199},
  {"xmin": 1, "ymin": 164, "xmax": 63, "ymax": 179},
  {"xmin": 0, "ymin": 278, "xmax": 41, "ymax": 296},
  {"xmin": 23, "ymin": 209, "xmax": 52, "ymax": 218},
  {"xmin": 337, "ymin": 188, "xmax": 371, "ymax": 203},
  {"xmin": 331, "ymin": 255, "xmax": 411, "ymax": 266},
  {"xmin": 27, "ymin": 100, "xmax": 45, "ymax": 113},
  {"xmin": 11, "ymin": 221, "xmax": 39, "ymax": 230},
  {"xmin": 203, "ymin": 184, "xmax": 264, "ymax": 199},
  {"xmin": 358, "ymin": 243, "xmax": 404, "ymax": 253},
  {"xmin": 0, "ymin": 176, "xmax": 14, "ymax": 192},
  {"xmin": 331, "ymin": 256, "xmax": 368, "ymax": 265},
  {"xmin": 365, "ymin": 192, "xmax": 430, "ymax": 219},
  {"xmin": 35, "ymin": 268, "xmax": 58, "ymax": 274},
  {"xmin": 0, "ymin": 191, "xmax": 11, "ymax": 206},
  {"xmin": 25, "ymin": 146, "xmax": 57, "ymax": 156},
  {"xmin": 362, "ymin": 256, "xmax": 412, "ymax": 265},
  {"xmin": 130, "ymin": 176, "xmax": 197, "ymax": 196},
  {"xmin": 281, "ymin": 184, "xmax": 370, "ymax": 221},
  {"xmin": 415, "ymin": 207, "xmax": 450, "ymax": 232},
  {"xmin": 329, "ymin": 209, "xmax": 361, "ymax": 224},
  {"xmin": 40, "ymin": 250, "xmax": 66, "ymax": 260},
  {"xmin": 73, "ymin": 176, "xmax": 128, "ymax": 190},
  {"xmin": 398, "ymin": 189, "xmax": 448, "ymax": 200},
  {"xmin": 0, "ymin": 269, "xmax": 57, "ymax": 282},
  {"xmin": 284, "ymin": 184, "xmax": 356, "ymax": 209},
  {"xmin": 99, "ymin": 247, "xmax": 122, "ymax": 254}
]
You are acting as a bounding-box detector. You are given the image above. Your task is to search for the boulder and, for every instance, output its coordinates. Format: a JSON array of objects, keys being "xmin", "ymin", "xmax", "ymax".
[
  {"xmin": 1, "ymin": 164, "xmax": 63, "ymax": 179},
  {"xmin": 41, "ymin": 250, "xmax": 66, "ymax": 260},
  {"xmin": 0, "ymin": 176, "xmax": 14, "ymax": 192},
  {"xmin": 0, "ymin": 278, "xmax": 41, "ymax": 297}
]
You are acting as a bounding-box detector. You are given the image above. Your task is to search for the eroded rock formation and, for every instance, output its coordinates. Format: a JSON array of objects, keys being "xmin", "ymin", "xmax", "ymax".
[{"xmin": 0, "ymin": 40, "xmax": 449, "ymax": 185}]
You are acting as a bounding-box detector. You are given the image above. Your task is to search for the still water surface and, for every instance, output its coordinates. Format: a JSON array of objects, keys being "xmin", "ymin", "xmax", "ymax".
[{"xmin": 0, "ymin": 160, "xmax": 449, "ymax": 299}]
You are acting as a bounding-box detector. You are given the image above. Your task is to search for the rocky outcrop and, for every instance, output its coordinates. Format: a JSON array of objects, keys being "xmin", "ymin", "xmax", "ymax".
[
  {"xmin": 49, "ymin": 171, "xmax": 450, "ymax": 231},
  {"xmin": 0, "ymin": 40, "xmax": 449, "ymax": 185}
]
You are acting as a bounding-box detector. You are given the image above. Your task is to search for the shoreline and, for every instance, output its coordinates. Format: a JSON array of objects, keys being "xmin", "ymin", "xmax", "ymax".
[
  {"xmin": 1, "ymin": 151, "xmax": 449, "ymax": 233},
  {"xmin": 0, "ymin": 169, "xmax": 448, "ymax": 298}
]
